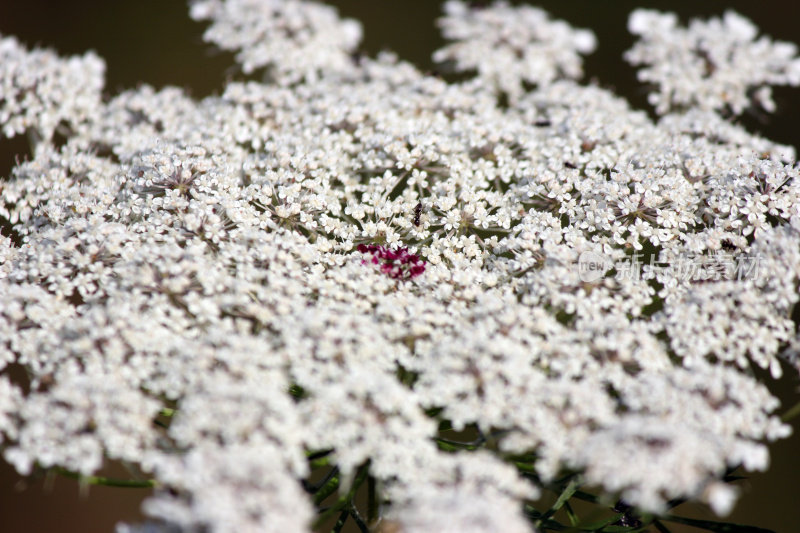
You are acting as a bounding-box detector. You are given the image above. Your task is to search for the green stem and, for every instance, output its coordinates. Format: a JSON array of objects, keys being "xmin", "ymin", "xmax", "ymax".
[
  {"xmin": 563, "ymin": 501, "xmax": 579, "ymax": 527},
  {"xmin": 661, "ymin": 514, "xmax": 776, "ymax": 533},
  {"xmin": 537, "ymin": 476, "xmax": 581, "ymax": 527},
  {"xmin": 570, "ymin": 489, "xmax": 601, "ymax": 505},
  {"xmin": 312, "ymin": 468, "xmax": 340, "ymax": 505},
  {"xmin": 27, "ymin": 128, "xmax": 43, "ymax": 153},
  {"xmin": 781, "ymin": 398, "xmax": 800, "ymax": 423},
  {"xmin": 331, "ymin": 510, "xmax": 349, "ymax": 533},
  {"xmin": 310, "ymin": 456, "xmax": 332, "ymax": 470},
  {"xmin": 434, "ymin": 437, "xmax": 483, "ymax": 451},
  {"xmin": 653, "ymin": 519, "xmax": 673, "ymax": 533},
  {"xmin": 313, "ymin": 463, "xmax": 370, "ymax": 530},
  {"xmin": 55, "ymin": 467, "xmax": 157, "ymax": 488},
  {"xmin": 367, "ymin": 474, "xmax": 378, "ymax": 523},
  {"xmin": 349, "ymin": 502, "xmax": 370, "ymax": 533},
  {"xmin": 307, "ymin": 449, "xmax": 333, "ymax": 460},
  {"xmin": 523, "ymin": 505, "xmax": 568, "ymax": 531},
  {"xmin": 307, "ymin": 449, "xmax": 334, "ymax": 470}
]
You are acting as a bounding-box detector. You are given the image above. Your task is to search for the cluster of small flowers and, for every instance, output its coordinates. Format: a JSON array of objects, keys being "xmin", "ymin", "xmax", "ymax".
[
  {"xmin": 0, "ymin": 2, "xmax": 799, "ymax": 532},
  {"xmin": 357, "ymin": 243, "xmax": 426, "ymax": 281},
  {"xmin": 189, "ymin": 0, "xmax": 362, "ymax": 83},
  {"xmin": 626, "ymin": 9, "xmax": 800, "ymax": 115},
  {"xmin": 434, "ymin": 0, "xmax": 596, "ymax": 101},
  {"xmin": 0, "ymin": 34, "xmax": 105, "ymax": 141}
]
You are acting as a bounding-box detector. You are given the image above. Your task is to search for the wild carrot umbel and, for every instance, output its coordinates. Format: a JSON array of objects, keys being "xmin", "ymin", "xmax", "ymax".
[{"xmin": 0, "ymin": 2, "xmax": 799, "ymax": 532}]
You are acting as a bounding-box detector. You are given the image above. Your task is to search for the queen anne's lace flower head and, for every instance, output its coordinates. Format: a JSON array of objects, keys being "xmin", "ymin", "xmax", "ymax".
[
  {"xmin": 1, "ymin": 2, "xmax": 799, "ymax": 533},
  {"xmin": 626, "ymin": 9, "xmax": 800, "ymax": 115}
]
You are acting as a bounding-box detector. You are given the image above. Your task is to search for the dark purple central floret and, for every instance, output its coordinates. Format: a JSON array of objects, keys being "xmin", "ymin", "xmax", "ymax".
[{"xmin": 357, "ymin": 243, "xmax": 426, "ymax": 280}]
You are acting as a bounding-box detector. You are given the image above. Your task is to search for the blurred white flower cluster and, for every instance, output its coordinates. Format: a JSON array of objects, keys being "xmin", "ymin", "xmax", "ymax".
[
  {"xmin": 1, "ymin": 1, "xmax": 799, "ymax": 532},
  {"xmin": 434, "ymin": 0, "xmax": 596, "ymax": 102},
  {"xmin": 189, "ymin": 0, "xmax": 362, "ymax": 83},
  {"xmin": 626, "ymin": 9, "xmax": 800, "ymax": 115},
  {"xmin": 0, "ymin": 34, "xmax": 105, "ymax": 141}
]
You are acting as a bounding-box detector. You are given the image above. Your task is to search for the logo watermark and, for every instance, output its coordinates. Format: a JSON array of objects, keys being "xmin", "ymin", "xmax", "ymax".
[
  {"xmin": 577, "ymin": 251, "xmax": 761, "ymax": 283},
  {"xmin": 578, "ymin": 251, "xmax": 612, "ymax": 282}
]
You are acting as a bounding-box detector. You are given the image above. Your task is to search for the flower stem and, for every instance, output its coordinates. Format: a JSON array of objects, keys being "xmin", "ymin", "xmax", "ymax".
[
  {"xmin": 313, "ymin": 462, "xmax": 370, "ymax": 530},
  {"xmin": 781, "ymin": 398, "xmax": 800, "ymax": 423},
  {"xmin": 54, "ymin": 467, "xmax": 158, "ymax": 488}
]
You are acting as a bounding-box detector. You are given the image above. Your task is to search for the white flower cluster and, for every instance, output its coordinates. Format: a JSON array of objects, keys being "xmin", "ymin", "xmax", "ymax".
[
  {"xmin": 189, "ymin": 0, "xmax": 362, "ymax": 83},
  {"xmin": 626, "ymin": 9, "xmax": 800, "ymax": 115},
  {"xmin": 1, "ymin": 2, "xmax": 798, "ymax": 532},
  {"xmin": 0, "ymin": 35, "xmax": 105, "ymax": 142},
  {"xmin": 433, "ymin": 0, "xmax": 596, "ymax": 101}
]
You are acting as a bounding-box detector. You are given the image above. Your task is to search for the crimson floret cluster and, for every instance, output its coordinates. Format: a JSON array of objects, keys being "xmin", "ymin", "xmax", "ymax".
[{"xmin": 357, "ymin": 243, "xmax": 426, "ymax": 280}]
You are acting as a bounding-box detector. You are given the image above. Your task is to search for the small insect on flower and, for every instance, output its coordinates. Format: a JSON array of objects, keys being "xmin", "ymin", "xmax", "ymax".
[{"xmin": 413, "ymin": 202, "xmax": 423, "ymax": 226}]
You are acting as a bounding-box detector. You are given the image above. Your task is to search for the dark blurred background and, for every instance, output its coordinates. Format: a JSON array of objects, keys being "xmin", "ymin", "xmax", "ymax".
[{"xmin": 0, "ymin": 1, "xmax": 798, "ymax": 532}]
